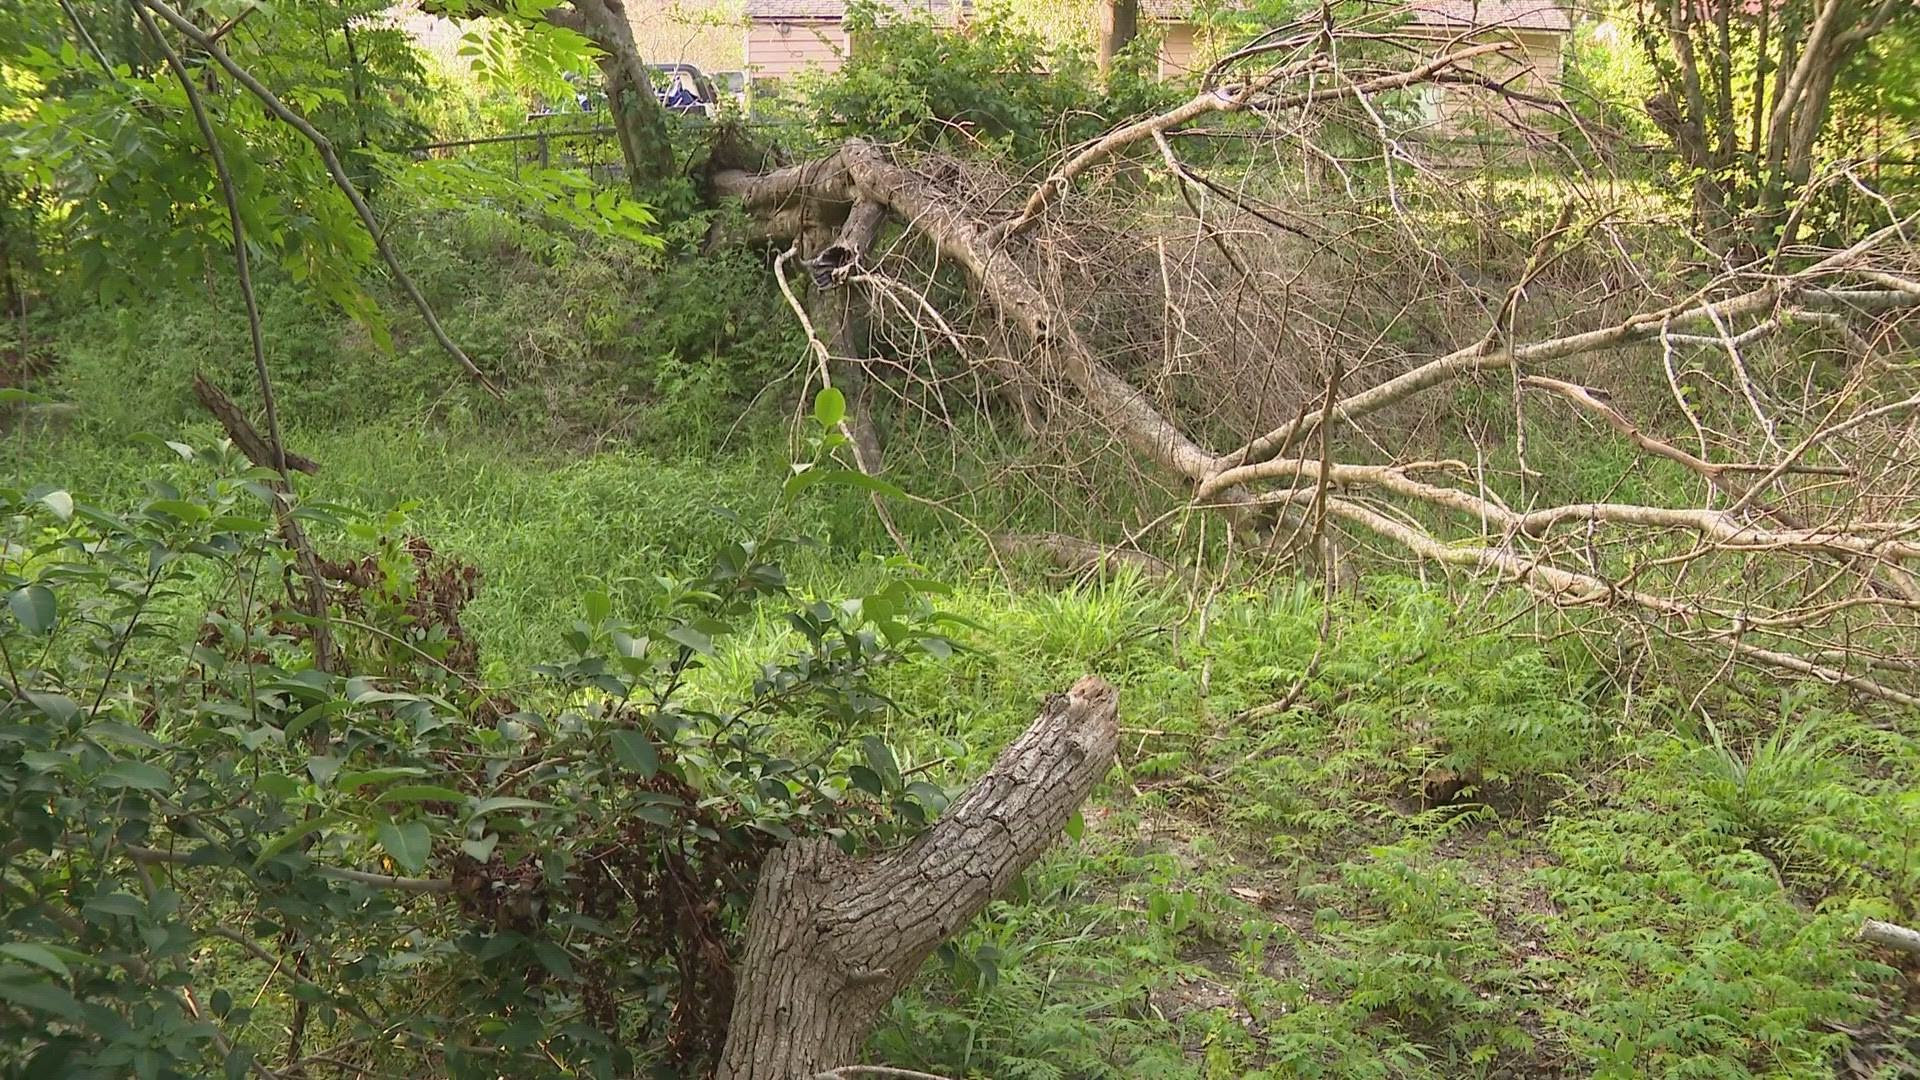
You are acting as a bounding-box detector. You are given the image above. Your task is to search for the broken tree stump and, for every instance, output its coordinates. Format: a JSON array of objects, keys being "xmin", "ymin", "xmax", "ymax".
[{"xmin": 715, "ymin": 676, "xmax": 1120, "ymax": 1080}]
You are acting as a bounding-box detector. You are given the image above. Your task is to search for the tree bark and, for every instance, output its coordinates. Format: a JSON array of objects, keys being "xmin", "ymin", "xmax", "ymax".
[
  {"xmin": 1860, "ymin": 918, "xmax": 1920, "ymax": 956},
  {"xmin": 1098, "ymin": 0, "xmax": 1139, "ymax": 79},
  {"xmin": 714, "ymin": 677, "xmax": 1120, "ymax": 1080},
  {"xmin": 543, "ymin": 0, "xmax": 675, "ymax": 183}
]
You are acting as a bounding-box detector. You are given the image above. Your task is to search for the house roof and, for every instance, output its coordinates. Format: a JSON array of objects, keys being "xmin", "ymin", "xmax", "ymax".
[
  {"xmin": 1402, "ymin": 0, "xmax": 1571, "ymax": 32},
  {"xmin": 1140, "ymin": 0, "xmax": 1570, "ymax": 32},
  {"xmin": 743, "ymin": 0, "xmax": 970, "ymax": 20}
]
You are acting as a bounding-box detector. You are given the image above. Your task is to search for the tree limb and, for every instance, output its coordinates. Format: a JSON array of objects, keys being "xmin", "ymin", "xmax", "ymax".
[
  {"xmin": 991, "ymin": 41, "xmax": 1513, "ymax": 243},
  {"xmin": 120, "ymin": 842, "xmax": 455, "ymax": 894},
  {"xmin": 1860, "ymin": 918, "xmax": 1920, "ymax": 955}
]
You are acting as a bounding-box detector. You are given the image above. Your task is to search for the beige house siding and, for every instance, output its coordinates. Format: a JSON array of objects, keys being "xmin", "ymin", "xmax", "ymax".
[
  {"xmin": 745, "ymin": 21, "xmax": 851, "ymax": 81},
  {"xmin": 1158, "ymin": 23, "xmax": 1200, "ymax": 79},
  {"xmin": 1399, "ymin": 25, "xmax": 1562, "ymax": 135}
]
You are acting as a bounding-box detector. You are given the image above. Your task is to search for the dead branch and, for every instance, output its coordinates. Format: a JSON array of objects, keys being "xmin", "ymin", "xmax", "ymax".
[
  {"xmin": 1206, "ymin": 213, "xmax": 1919, "ymax": 488},
  {"xmin": 998, "ymin": 533, "xmax": 1178, "ymax": 579},
  {"xmin": 191, "ymin": 375, "xmax": 321, "ymax": 476},
  {"xmin": 717, "ymin": 26, "xmax": 1920, "ymax": 714},
  {"xmin": 992, "ymin": 40, "xmax": 1514, "ymax": 242},
  {"xmin": 773, "ymin": 245, "xmax": 907, "ymax": 554},
  {"xmin": 192, "ymin": 373, "xmax": 336, "ymax": 675},
  {"xmin": 1253, "ymin": 488, "xmax": 1920, "ymax": 707},
  {"xmin": 1859, "ymin": 918, "xmax": 1920, "ymax": 955}
]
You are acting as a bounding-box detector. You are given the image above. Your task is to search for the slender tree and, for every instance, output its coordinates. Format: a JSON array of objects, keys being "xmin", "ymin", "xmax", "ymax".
[{"xmin": 1099, "ymin": 0, "xmax": 1141, "ymax": 78}]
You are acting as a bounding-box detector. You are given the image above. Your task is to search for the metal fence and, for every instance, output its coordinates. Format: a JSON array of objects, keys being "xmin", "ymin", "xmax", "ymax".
[{"xmin": 403, "ymin": 116, "xmax": 626, "ymax": 183}]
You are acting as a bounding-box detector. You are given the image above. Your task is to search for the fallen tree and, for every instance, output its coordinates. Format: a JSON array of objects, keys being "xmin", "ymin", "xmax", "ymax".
[{"xmin": 715, "ymin": 18, "xmax": 1920, "ymax": 706}]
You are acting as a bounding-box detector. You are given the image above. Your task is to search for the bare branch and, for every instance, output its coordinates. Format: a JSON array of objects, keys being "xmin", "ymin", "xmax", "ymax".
[
  {"xmin": 992, "ymin": 41, "xmax": 1513, "ymax": 243},
  {"xmin": 1860, "ymin": 919, "xmax": 1920, "ymax": 955}
]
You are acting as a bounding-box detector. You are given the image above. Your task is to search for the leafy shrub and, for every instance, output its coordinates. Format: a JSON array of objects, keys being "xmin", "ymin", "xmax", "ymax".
[
  {"xmin": 801, "ymin": 1, "xmax": 1176, "ymax": 162},
  {"xmin": 0, "ymin": 410, "xmax": 960, "ymax": 1077}
]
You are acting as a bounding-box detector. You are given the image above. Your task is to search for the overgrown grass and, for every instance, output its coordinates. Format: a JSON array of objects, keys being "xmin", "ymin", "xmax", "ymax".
[
  {"xmin": 16, "ymin": 412, "xmax": 1916, "ymax": 1077},
  {"xmin": 12, "ymin": 241, "xmax": 1919, "ymax": 1079}
]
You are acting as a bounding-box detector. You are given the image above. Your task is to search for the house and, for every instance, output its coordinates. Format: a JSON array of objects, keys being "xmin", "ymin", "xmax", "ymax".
[
  {"xmin": 1146, "ymin": 0, "xmax": 1571, "ymax": 132},
  {"xmin": 741, "ymin": 0, "xmax": 1572, "ymax": 129},
  {"xmin": 742, "ymin": 0, "xmax": 971, "ymax": 85}
]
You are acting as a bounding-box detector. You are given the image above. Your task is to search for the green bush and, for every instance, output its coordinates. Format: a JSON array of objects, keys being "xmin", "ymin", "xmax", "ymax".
[
  {"xmin": 801, "ymin": 1, "xmax": 1176, "ymax": 162},
  {"xmin": 0, "ymin": 411, "xmax": 960, "ymax": 1078}
]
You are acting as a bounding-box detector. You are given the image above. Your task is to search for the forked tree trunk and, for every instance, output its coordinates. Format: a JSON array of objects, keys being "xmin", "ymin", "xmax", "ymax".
[
  {"xmin": 545, "ymin": 0, "xmax": 676, "ymax": 183},
  {"xmin": 714, "ymin": 677, "xmax": 1120, "ymax": 1080}
]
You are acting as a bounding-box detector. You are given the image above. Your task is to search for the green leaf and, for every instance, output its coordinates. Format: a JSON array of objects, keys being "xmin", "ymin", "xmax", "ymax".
[
  {"xmin": 848, "ymin": 765, "xmax": 884, "ymax": 798},
  {"xmin": 82, "ymin": 893, "xmax": 144, "ymax": 921},
  {"xmin": 782, "ymin": 469, "xmax": 907, "ymax": 501},
  {"xmin": 813, "ymin": 386, "xmax": 847, "ymax": 427},
  {"xmin": 0, "ymin": 943, "xmax": 69, "ymax": 978},
  {"xmin": 907, "ymin": 780, "xmax": 950, "ymax": 818},
  {"xmin": 306, "ymin": 755, "xmax": 342, "ymax": 787},
  {"xmin": 1064, "ymin": 809, "xmax": 1085, "ymax": 842},
  {"xmin": 532, "ymin": 940, "xmax": 575, "ymax": 981},
  {"xmin": 461, "ymin": 834, "xmax": 500, "ymax": 862},
  {"xmin": 85, "ymin": 721, "xmax": 164, "ymax": 750},
  {"xmin": 374, "ymin": 785, "xmax": 467, "ymax": 806},
  {"xmin": 285, "ymin": 699, "xmax": 350, "ymax": 740},
  {"xmin": 253, "ymin": 814, "xmax": 340, "ymax": 867},
  {"xmin": 8, "ymin": 586, "xmax": 56, "ymax": 634},
  {"xmin": 21, "ymin": 691, "xmax": 77, "ymax": 725},
  {"xmin": 583, "ymin": 589, "xmax": 610, "ymax": 626},
  {"xmin": 100, "ymin": 760, "xmax": 170, "ymax": 792},
  {"xmin": 337, "ymin": 767, "xmax": 430, "ymax": 792},
  {"xmin": 631, "ymin": 805, "xmax": 677, "ymax": 826},
  {"xmin": 467, "ymin": 797, "xmax": 554, "ymax": 822},
  {"xmin": 144, "ymin": 498, "xmax": 210, "ymax": 523},
  {"xmin": 610, "ymin": 730, "xmax": 659, "ymax": 778},
  {"xmin": 20, "ymin": 751, "xmax": 69, "ymax": 772},
  {"xmin": 224, "ymin": 1047, "xmax": 255, "ymax": 1080},
  {"xmin": 376, "ymin": 820, "xmax": 432, "ymax": 874},
  {"xmin": 665, "ymin": 625, "xmax": 713, "ymax": 656},
  {"xmin": 351, "ymin": 690, "xmax": 423, "ymax": 708},
  {"xmin": 0, "ymin": 978, "xmax": 82, "ymax": 1019},
  {"xmin": 860, "ymin": 735, "xmax": 901, "ymax": 793},
  {"xmin": 38, "ymin": 491, "xmax": 73, "ymax": 522}
]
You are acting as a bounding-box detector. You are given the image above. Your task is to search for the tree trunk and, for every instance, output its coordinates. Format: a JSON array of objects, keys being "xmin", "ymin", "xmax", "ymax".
[
  {"xmin": 549, "ymin": 0, "xmax": 675, "ymax": 183},
  {"xmin": 714, "ymin": 677, "xmax": 1120, "ymax": 1080},
  {"xmin": 1098, "ymin": 0, "xmax": 1140, "ymax": 79},
  {"xmin": 804, "ymin": 205, "xmax": 886, "ymax": 474}
]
